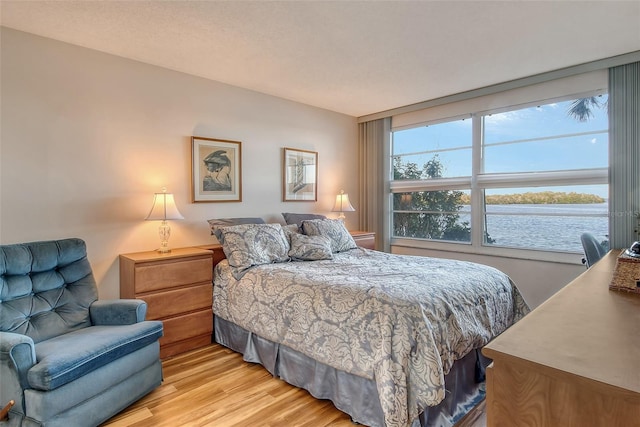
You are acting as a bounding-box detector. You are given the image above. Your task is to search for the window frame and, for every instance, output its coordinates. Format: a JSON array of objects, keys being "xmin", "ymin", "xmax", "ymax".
[{"xmin": 390, "ymin": 90, "xmax": 609, "ymax": 263}]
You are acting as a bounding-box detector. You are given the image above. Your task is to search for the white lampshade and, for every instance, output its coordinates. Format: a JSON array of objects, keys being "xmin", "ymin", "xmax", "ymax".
[
  {"xmin": 145, "ymin": 189, "xmax": 184, "ymax": 221},
  {"xmin": 332, "ymin": 190, "xmax": 355, "ymax": 220}
]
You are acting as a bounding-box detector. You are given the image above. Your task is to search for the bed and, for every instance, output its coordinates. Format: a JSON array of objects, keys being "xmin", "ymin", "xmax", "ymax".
[{"xmin": 208, "ymin": 218, "xmax": 529, "ymax": 427}]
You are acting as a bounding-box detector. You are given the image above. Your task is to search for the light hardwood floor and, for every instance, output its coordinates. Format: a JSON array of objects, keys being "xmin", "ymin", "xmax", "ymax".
[{"xmin": 101, "ymin": 344, "xmax": 485, "ymax": 427}]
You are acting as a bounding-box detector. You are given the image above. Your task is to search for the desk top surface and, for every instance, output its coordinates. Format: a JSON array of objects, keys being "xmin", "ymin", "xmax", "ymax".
[{"xmin": 483, "ymin": 250, "xmax": 640, "ymax": 394}]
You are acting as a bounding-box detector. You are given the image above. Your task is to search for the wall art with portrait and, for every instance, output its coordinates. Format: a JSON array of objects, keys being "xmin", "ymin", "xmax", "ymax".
[
  {"xmin": 282, "ymin": 147, "xmax": 317, "ymax": 201},
  {"xmin": 192, "ymin": 136, "xmax": 242, "ymax": 202}
]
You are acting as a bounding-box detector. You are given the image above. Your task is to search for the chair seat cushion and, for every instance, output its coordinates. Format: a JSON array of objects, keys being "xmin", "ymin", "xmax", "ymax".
[{"xmin": 28, "ymin": 321, "xmax": 163, "ymax": 391}]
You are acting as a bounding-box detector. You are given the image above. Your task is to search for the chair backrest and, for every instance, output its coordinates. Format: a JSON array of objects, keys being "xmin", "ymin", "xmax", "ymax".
[
  {"xmin": 580, "ymin": 232, "xmax": 608, "ymax": 268},
  {"xmin": 0, "ymin": 238, "xmax": 98, "ymax": 343}
]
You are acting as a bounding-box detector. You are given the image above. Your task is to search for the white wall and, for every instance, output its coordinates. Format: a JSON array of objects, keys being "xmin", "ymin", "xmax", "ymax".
[{"xmin": 0, "ymin": 28, "xmax": 358, "ymax": 299}]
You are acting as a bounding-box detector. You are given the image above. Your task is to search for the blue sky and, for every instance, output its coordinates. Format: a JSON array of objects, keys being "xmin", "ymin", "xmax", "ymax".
[{"xmin": 393, "ymin": 95, "xmax": 609, "ymax": 197}]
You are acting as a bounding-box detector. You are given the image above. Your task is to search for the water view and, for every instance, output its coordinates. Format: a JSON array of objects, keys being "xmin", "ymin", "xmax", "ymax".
[{"xmin": 483, "ymin": 203, "xmax": 608, "ymax": 253}]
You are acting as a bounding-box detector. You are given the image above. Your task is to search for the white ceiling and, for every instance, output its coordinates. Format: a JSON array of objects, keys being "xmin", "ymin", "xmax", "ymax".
[{"xmin": 2, "ymin": 1, "xmax": 639, "ymax": 117}]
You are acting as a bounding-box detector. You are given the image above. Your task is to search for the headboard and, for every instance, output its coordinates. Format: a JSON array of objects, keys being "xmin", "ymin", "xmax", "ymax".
[{"xmin": 198, "ymin": 244, "xmax": 226, "ymax": 270}]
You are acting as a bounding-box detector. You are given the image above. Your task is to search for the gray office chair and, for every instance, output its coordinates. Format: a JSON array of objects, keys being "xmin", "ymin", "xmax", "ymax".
[{"xmin": 580, "ymin": 232, "xmax": 608, "ymax": 268}]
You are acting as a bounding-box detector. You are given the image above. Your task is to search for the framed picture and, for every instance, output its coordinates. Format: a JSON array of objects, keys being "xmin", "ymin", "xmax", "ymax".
[
  {"xmin": 282, "ymin": 147, "xmax": 317, "ymax": 201},
  {"xmin": 192, "ymin": 136, "xmax": 242, "ymax": 202}
]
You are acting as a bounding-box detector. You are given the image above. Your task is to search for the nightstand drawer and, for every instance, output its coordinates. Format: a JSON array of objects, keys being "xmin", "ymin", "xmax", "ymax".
[
  {"xmin": 142, "ymin": 283, "xmax": 213, "ymax": 320},
  {"xmin": 160, "ymin": 309, "xmax": 213, "ymax": 347},
  {"xmin": 134, "ymin": 257, "xmax": 212, "ymax": 293}
]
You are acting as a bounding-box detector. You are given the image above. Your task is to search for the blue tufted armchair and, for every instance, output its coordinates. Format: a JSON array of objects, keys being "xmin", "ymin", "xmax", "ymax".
[{"xmin": 0, "ymin": 238, "xmax": 163, "ymax": 427}]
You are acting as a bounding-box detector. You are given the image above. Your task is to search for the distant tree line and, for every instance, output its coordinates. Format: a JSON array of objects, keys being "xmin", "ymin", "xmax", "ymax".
[{"xmin": 459, "ymin": 191, "xmax": 605, "ymax": 205}]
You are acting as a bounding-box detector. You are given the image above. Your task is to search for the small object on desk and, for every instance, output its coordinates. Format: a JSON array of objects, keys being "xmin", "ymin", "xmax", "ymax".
[
  {"xmin": 625, "ymin": 240, "xmax": 640, "ymax": 258},
  {"xmin": 609, "ymin": 244, "xmax": 640, "ymax": 294},
  {"xmin": 0, "ymin": 400, "xmax": 15, "ymax": 420}
]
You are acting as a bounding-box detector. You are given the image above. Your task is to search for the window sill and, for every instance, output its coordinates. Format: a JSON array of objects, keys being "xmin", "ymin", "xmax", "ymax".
[{"xmin": 391, "ymin": 237, "xmax": 584, "ymax": 265}]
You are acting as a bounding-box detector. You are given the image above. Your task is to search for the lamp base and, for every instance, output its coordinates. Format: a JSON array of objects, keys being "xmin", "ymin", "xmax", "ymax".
[{"xmin": 157, "ymin": 221, "xmax": 172, "ymax": 254}]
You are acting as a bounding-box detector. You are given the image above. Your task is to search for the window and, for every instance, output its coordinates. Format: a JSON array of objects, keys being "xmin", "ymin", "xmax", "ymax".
[
  {"xmin": 480, "ymin": 98, "xmax": 609, "ymax": 252},
  {"xmin": 483, "ymin": 99, "xmax": 608, "ymax": 173},
  {"xmin": 392, "ymin": 117, "xmax": 472, "ymax": 243},
  {"xmin": 393, "ymin": 189, "xmax": 472, "ymax": 242},
  {"xmin": 484, "ymin": 185, "xmax": 609, "ymax": 252},
  {"xmin": 392, "ymin": 118, "xmax": 472, "ymax": 179},
  {"xmin": 391, "ymin": 91, "xmax": 609, "ymax": 255}
]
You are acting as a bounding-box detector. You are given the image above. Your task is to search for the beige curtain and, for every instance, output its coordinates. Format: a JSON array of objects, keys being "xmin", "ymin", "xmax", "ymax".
[
  {"xmin": 358, "ymin": 117, "xmax": 391, "ymax": 251},
  {"xmin": 609, "ymin": 61, "xmax": 640, "ymax": 249}
]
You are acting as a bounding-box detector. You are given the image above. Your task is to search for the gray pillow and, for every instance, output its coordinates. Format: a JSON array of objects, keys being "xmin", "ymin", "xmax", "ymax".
[
  {"xmin": 207, "ymin": 217, "xmax": 265, "ymax": 243},
  {"xmin": 219, "ymin": 223, "xmax": 290, "ymax": 279},
  {"xmin": 301, "ymin": 219, "xmax": 357, "ymax": 253},
  {"xmin": 282, "ymin": 213, "xmax": 326, "ymax": 231},
  {"xmin": 281, "ymin": 223, "xmax": 301, "ymax": 240},
  {"xmin": 288, "ymin": 233, "xmax": 333, "ymax": 261}
]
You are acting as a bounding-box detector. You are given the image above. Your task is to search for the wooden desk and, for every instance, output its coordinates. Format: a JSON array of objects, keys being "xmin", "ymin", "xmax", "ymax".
[{"xmin": 482, "ymin": 251, "xmax": 640, "ymax": 426}]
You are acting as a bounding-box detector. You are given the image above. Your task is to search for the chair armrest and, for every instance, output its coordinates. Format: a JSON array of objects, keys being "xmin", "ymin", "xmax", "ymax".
[
  {"xmin": 90, "ymin": 299, "xmax": 148, "ymax": 325},
  {"xmin": 0, "ymin": 331, "xmax": 36, "ymax": 412}
]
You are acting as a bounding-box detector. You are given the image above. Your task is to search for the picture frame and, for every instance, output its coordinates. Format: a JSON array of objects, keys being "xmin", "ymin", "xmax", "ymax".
[
  {"xmin": 192, "ymin": 136, "xmax": 242, "ymax": 202},
  {"xmin": 282, "ymin": 147, "xmax": 317, "ymax": 202}
]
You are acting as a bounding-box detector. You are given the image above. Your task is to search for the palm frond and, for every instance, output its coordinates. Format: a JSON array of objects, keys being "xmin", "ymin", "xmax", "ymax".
[{"xmin": 567, "ymin": 97, "xmax": 602, "ymax": 122}]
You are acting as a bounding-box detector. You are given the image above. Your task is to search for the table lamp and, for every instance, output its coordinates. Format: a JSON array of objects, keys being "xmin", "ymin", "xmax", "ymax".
[
  {"xmin": 332, "ymin": 190, "xmax": 355, "ymax": 220},
  {"xmin": 145, "ymin": 187, "xmax": 184, "ymax": 253}
]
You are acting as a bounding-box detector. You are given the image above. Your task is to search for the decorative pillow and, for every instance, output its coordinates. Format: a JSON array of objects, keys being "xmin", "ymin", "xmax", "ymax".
[
  {"xmin": 282, "ymin": 213, "xmax": 326, "ymax": 231},
  {"xmin": 281, "ymin": 223, "xmax": 301, "ymax": 240},
  {"xmin": 219, "ymin": 223, "xmax": 290, "ymax": 279},
  {"xmin": 207, "ymin": 217, "xmax": 265, "ymax": 243},
  {"xmin": 301, "ymin": 219, "xmax": 358, "ymax": 253},
  {"xmin": 288, "ymin": 233, "xmax": 333, "ymax": 261}
]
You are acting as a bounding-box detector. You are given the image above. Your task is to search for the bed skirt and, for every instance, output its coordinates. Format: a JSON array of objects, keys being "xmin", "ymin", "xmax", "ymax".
[{"xmin": 214, "ymin": 316, "xmax": 490, "ymax": 427}]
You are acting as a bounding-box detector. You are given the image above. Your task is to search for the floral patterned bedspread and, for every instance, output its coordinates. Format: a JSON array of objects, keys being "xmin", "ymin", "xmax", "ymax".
[{"xmin": 213, "ymin": 248, "xmax": 529, "ymax": 427}]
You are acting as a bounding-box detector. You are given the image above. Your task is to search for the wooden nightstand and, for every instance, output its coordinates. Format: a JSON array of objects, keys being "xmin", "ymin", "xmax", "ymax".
[
  {"xmin": 119, "ymin": 247, "xmax": 214, "ymax": 359},
  {"xmin": 349, "ymin": 231, "xmax": 376, "ymax": 250}
]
